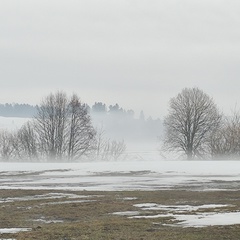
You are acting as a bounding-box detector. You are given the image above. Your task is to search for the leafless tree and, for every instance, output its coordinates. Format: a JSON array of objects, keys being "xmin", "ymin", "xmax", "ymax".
[
  {"xmin": 210, "ymin": 111, "xmax": 240, "ymax": 159},
  {"xmin": 163, "ymin": 88, "xmax": 222, "ymax": 159},
  {"xmin": 94, "ymin": 127, "xmax": 126, "ymax": 161},
  {"xmin": 34, "ymin": 91, "xmax": 96, "ymax": 161},
  {"xmin": 17, "ymin": 121, "xmax": 38, "ymax": 161},
  {"xmin": 108, "ymin": 140, "xmax": 126, "ymax": 160},
  {"xmin": 94, "ymin": 126, "xmax": 108, "ymax": 160},
  {"xmin": 34, "ymin": 91, "xmax": 68, "ymax": 160},
  {"xmin": 0, "ymin": 130, "xmax": 15, "ymax": 161},
  {"xmin": 66, "ymin": 94, "xmax": 96, "ymax": 160}
]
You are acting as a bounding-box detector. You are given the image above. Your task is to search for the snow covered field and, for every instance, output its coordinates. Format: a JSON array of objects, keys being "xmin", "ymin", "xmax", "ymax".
[
  {"xmin": 1, "ymin": 160, "xmax": 240, "ymax": 191},
  {"xmin": 0, "ymin": 116, "xmax": 30, "ymax": 130}
]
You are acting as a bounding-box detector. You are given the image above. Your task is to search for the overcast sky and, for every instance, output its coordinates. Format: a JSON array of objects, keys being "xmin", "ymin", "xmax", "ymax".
[{"xmin": 1, "ymin": 0, "xmax": 240, "ymax": 118}]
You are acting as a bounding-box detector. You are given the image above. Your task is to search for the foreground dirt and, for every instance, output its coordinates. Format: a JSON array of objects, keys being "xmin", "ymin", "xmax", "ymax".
[{"xmin": 0, "ymin": 189, "xmax": 240, "ymax": 240}]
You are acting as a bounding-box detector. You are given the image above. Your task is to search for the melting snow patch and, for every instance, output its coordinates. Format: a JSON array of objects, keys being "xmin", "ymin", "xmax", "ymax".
[
  {"xmin": 0, "ymin": 228, "xmax": 31, "ymax": 234},
  {"xmin": 174, "ymin": 212, "xmax": 240, "ymax": 227},
  {"xmin": 122, "ymin": 197, "xmax": 138, "ymax": 200},
  {"xmin": 130, "ymin": 203, "xmax": 240, "ymax": 227},
  {"xmin": 0, "ymin": 193, "xmax": 91, "ymax": 204},
  {"xmin": 133, "ymin": 203, "xmax": 230, "ymax": 213},
  {"xmin": 33, "ymin": 217, "xmax": 63, "ymax": 224},
  {"xmin": 118, "ymin": 197, "xmax": 138, "ymax": 201},
  {"xmin": 0, "ymin": 239, "xmax": 16, "ymax": 240}
]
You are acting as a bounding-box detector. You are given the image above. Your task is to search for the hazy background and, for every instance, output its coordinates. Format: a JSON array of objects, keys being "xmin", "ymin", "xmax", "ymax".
[{"xmin": 1, "ymin": 0, "xmax": 240, "ymax": 118}]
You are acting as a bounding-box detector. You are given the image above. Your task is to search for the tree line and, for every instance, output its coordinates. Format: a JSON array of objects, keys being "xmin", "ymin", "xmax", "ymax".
[
  {"xmin": 0, "ymin": 98, "xmax": 163, "ymax": 153},
  {"xmin": 0, "ymin": 101, "xmax": 136, "ymax": 119},
  {"xmin": 91, "ymin": 102, "xmax": 162, "ymax": 145},
  {"xmin": 0, "ymin": 103, "xmax": 37, "ymax": 118},
  {"xmin": 163, "ymin": 87, "xmax": 240, "ymax": 160},
  {"xmin": 2, "ymin": 88, "xmax": 238, "ymax": 161},
  {"xmin": 0, "ymin": 92, "xmax": 126, "ymax": 162}
]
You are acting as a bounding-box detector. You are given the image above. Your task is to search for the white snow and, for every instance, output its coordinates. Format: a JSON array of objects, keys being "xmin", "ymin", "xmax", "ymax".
[
  {"xmin": 174, "ymin": 212, "xmax": 240, "ymax": 227},
  {"xmin": 0, "ymin": 239, "xmax": 16, "ymax": 240},
  {"xmin": 33, "ymin": 218, "xmax": 63, "ymax": 224},
  {"xmin": 0, "ymin": 161, "xmax": 240, "ymax": 191},
  {"xmin": 130, "ymin": 203, "xmax": 240, "ymax": 227},
  {"xmin": 130, "ymin": 212, "xmax": 240, "ymax": 227},
  {"xmin": 0, "ymin": 193, "xmax": 92, "ymax": 203},
  {"xmin": 1, "ymin": 160, "xmax": 240, "ymax": 228},
  {"xmin": 120, "ymin": 197, "xmax": 138, "ymax": 201},
  {"xmin": 133, "ymin": 203, "xmax": 231, "ymax": 212},
  {"xmin": 0, "ymin": 117, "xmax": 30, "ymax": 131},
  {"xmin": 0, "ymin": 228, "xmax": 31, "ymax": 234}
]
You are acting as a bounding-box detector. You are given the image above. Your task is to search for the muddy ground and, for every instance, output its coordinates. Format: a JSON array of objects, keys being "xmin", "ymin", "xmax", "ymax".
[{"xmin": 0, "ymin": 189, "xmax": 240, "ymax": 240}]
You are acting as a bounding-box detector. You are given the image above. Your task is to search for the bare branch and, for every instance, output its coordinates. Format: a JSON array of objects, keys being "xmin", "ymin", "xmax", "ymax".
[{"xmin": 163, "ymin": 88, "xmax": 222, "ymax": 159}]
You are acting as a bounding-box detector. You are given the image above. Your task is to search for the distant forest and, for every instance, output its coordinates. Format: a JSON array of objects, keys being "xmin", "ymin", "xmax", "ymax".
[
  {"xmin": 0, "ymin": 103, "xmax": 37, "ymax": 118},
  {"xmin": 90, "ymin": 102, "xmax": 163, "ymax": 143},
  {"xmin": 0, "ymin": 102, "xmax": 163, "ymax": 143},
  {"xmin": 0, "ymin": 102, "xmax": 157, "ymax": 121}
]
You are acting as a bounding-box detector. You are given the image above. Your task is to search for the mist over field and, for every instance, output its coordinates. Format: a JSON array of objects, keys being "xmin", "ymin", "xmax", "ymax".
[
  {"xmin": 0, "ymin": 105, "xmax": 163, "ymax": 162},
  {"xmin": 2, "ymin": 1, "xmax": 240, "ymax": 238}
]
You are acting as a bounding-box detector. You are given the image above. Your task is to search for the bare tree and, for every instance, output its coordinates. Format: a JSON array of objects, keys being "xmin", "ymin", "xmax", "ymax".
[
  {"xmin": 66, "ymin": 94, "xmax": 96, "ymax": 160},
  {"xmin": 210, "ymin": 111, "xmax": 240, "ymax": 159},
  {"xmin": 108, "ymin": 140, "xmax": 126, "ymax": 160},
  {"xmin": 17, "ymin": 121, "xmax": 38, "ymax": 161},
  {"xmin": 34, "ymin": 91, "xmax": 96, "ymax": 161},
  {"xmin": 94, "ymin": 127, "xmax": 126, "ymax": 161},
  {"xmin": 163, "ymin": 88, "xmax": 222, "ymax": 159},
  {"xmin": 0, "ymin": 130, "xmax": 15, "ymax": 161},
  {"xmin": 34, "ymin": 91, "xmax": 68, "ymax": 160},
  {"xmin": 93, "ymin": 126, "xmax": 108, "ymax": 160}
]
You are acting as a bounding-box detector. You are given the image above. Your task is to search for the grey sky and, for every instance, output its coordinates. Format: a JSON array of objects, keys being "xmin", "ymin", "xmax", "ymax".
[{"xmin": 1, "ymin": 0, "xmax": 240, "ymax": 118}]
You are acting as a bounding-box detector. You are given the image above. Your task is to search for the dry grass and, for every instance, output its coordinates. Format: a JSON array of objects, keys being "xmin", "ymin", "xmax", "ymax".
[{"xmin": 0, "ymin": 189, "xmax": 240, "ymax": 240}]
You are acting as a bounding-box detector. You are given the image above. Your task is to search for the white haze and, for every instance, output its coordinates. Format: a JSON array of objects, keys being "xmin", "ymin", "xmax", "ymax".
[
  {"xmin": 0, "ymin": 115, "xmax": 163, "ymax": 160},
  {"xmin": 1, "ymin": 161, "xmax": 240, "ymax": 191},
  {"xmin": 1, "ymin": 1, "xmax": 240, "ymax": 118},
  {"xmin": 0, "ymin": 116, "xmax": 31, "ymax": 131}
]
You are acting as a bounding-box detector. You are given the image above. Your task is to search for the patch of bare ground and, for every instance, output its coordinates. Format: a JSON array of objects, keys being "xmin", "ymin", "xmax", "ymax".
[{"xmin": 0, "ymin": 189, "xmax": 240, "ymax": 239}]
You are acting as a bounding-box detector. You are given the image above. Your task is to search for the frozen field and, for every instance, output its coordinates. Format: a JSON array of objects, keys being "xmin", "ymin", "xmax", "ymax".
[
  {"xmin": 1, "ymin": 160, "xmax": 240, "ymax": 191},
  {"xmin": 1, "ymin": 160, "xmax": 240, "ymax": 237},
  {"xmin": 0, "ymin": 116, "xmax": 30, "ymax": 130}
]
